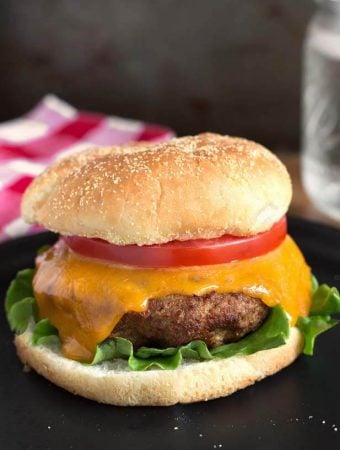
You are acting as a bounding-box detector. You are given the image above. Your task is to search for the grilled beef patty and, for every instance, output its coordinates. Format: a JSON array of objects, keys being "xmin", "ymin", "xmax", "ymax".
[{"xmin": 112, "ymin": 292, "xmax": 269, "ymax": 348}]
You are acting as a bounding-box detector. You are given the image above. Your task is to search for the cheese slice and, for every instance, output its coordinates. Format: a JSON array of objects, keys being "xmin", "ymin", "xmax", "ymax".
[{"xmin": 33, "ymin": 236, "xmax": 311, "ymax": 362}]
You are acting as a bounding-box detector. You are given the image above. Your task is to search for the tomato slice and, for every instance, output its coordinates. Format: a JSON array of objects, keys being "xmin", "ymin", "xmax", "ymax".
[{"xmin": 63, "ymin": 217, "xmax": 287, "ymax": 268}]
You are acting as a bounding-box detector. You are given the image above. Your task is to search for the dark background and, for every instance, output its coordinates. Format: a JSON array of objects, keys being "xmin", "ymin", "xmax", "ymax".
[{"xmin": 0, "ymin": 0, "xmax": 314, "ymax": 150}]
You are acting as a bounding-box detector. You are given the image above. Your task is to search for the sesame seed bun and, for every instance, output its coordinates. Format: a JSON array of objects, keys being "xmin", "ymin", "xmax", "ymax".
[
  {"xmin": 21, "ymin": 133, "xmax": 292, "ymax": 245},
  {"xmin": 15, "ymin": 326, "xmax": 302, "ymax": 406}
]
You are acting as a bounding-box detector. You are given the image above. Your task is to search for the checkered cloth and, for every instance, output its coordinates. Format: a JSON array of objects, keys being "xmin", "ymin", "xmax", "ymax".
[{"xmin": 0, "ymin": 95, "xmax": 174, "ymax": 241}]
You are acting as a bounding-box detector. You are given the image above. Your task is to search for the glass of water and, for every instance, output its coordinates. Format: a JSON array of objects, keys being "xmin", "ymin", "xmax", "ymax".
[{"xmin": 302, "ymin": 0, "xmax": 340, "ymax": 221}]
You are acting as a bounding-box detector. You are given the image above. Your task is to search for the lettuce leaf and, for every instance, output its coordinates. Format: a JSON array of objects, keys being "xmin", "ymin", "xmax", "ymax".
[
  {"xmin": 211, "ymin": 305, "xmax": 290, "ymax": 357},
  {"xmin": 5, "ymin": 269, "xmax": 35, "ymax": 314},
  {"xmin": 90, "ymin": 306, "xmax": 289, "ymax": 370},
  {"xmin": 310, "ymin": 285, "xmax": 340, "ymax": 315},
  {"xmin": 297, "ymin": 282, "xmax": 340, "ymax": 355},
  {"xmin": 311, "ymin": 275, "xmax": 319, "ymax": 294},
  {"xmin": 7, "ymin": 297, "xmax": 36, "ymax": 333},
  {"xmin": 5, "ymin": 268, "xmax": 37, "ymax": 333},
  {"xmin": 32, "ymin": 319, "xmax": 60, "ymax": 347},
  {"xmin": 4, "ymin": 268, "xmax": 59, "ymax": 346},
  {"xmin": 297, "ymin": 315, "xmax": 338, "ymax": 356}
]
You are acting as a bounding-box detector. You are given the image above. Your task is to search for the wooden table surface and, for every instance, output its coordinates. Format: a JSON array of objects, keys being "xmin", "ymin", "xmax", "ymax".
[{"xmin": 278, "ymin": 152, "xmax": 340, "ymax": 229}]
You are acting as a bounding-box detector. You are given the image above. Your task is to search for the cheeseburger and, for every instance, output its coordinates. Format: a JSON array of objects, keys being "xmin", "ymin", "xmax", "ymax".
[{"xmin": 5, "ymin": 133, "xmax": 340, "ymax": 406}]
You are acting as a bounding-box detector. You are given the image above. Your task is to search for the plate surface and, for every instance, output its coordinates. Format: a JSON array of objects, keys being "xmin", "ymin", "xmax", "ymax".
[{"xmin": 1, "ymin": 217, "xmax": 340, "ymax": 450}]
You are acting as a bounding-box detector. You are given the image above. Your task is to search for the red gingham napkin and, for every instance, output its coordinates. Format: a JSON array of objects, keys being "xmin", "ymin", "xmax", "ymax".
[{"xmin": 0, "ymin": 95, "xmax": 174, "ymax": 241}]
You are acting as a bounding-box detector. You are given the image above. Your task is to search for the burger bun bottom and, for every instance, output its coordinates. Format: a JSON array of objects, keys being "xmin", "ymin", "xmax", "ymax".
[{"xmin": 15, "ymin": 327, "xmax": 302, "ymax": 406}]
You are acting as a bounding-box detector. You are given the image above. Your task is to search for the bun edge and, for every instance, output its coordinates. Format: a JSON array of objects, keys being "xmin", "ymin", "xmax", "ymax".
[{"xmin": 15, "ymin": 327, "xmax": 302, "ymax": 406}]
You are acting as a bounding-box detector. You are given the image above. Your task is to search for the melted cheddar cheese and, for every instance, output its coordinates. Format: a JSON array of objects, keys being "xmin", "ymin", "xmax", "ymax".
[{"xmin": 33, "ymin": 236, "xmax": 311, "ymax": 362}]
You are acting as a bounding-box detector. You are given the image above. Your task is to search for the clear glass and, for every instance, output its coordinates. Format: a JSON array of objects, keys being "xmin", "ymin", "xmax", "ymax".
[{"xmin": 302, "ymin": 0, "xmax": 340, "ymax": 221}]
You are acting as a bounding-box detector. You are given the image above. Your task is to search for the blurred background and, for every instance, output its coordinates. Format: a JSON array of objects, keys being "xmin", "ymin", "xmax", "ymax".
[
  {"xmin": 1, "ymin": 0, "xmax": 340, "ymax": 235},
  {"xmin": 0, "ymin": 0, "xmax": 314, "ymax": 151}
]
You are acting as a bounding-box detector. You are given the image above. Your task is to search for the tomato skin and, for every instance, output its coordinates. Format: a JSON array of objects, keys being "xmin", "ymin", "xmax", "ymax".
[{"xmin": 63, "ymin": 217, "xmax": 287, "ymax": 268}]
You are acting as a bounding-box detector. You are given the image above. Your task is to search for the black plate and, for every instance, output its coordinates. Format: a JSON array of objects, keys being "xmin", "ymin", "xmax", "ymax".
[{"xmin": 1, "ymin": 217, "xmax": 340, "ymax": 450}]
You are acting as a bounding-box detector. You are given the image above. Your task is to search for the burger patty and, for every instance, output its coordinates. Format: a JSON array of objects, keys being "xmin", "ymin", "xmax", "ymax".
[{"xmin": 112, "ymin": 292, "xmax": 269, "ymax": 348}]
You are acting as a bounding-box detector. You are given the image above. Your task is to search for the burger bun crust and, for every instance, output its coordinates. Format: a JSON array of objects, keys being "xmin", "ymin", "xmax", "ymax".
[{"xmin": 21, "ymin": 133, "xmax": 292, "ymax": 245}]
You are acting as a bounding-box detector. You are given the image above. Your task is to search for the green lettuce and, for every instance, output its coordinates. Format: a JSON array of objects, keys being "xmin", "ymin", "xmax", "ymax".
[
  {"xmin": 5, "ymin": 268, "xmax": 35, "ymax": 314},
  {"xmin": 297, "ymin": 282, "xmax": 340, "ymax": 355},
  {"xmin": 4, "ymin": 267, "xmax": 340, "ymax": 370},
  {"xmin": 5, "ymin": 268, "xmax": 37, "ymax": 333},
  {"xmin": 310, "ymin": 284, "xmax": 340, "ymax": 315},
  {"xmin": 89, "ymin": 305, "xmax": 290, "ymax": 370},
  {"xmin": 297, "ymin": 315, "xmax": 338, "ymax": 356},
  {"xmin": 7, "ymin": 297, "xmax": 36, "ymax": 333},
  {"xmin": 32, "ymin": 318, "xmax": 60, "ymax": 347}
]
